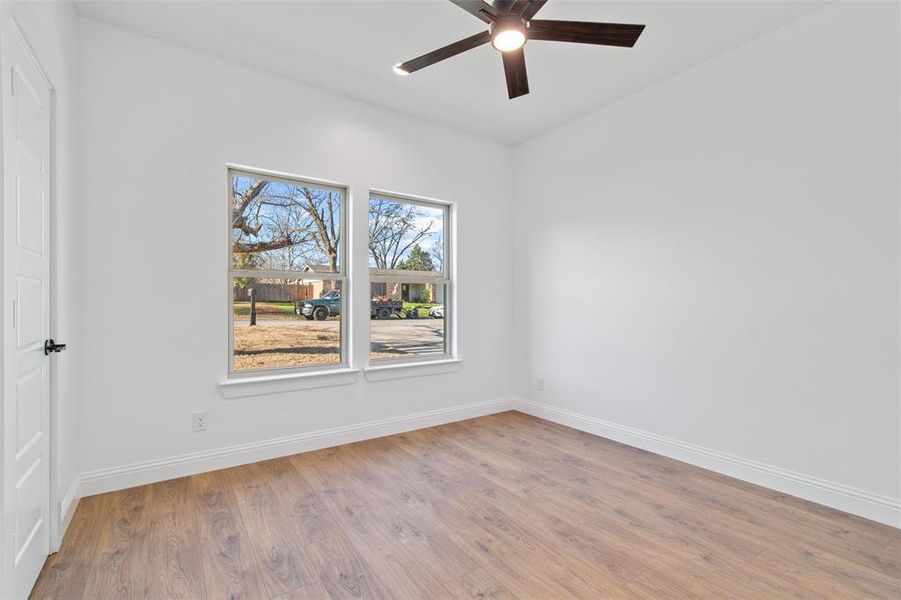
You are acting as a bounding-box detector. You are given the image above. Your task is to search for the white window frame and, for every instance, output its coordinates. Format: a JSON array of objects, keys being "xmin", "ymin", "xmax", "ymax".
[
  {"xmin": 227, "ymin": 165, "xmax": 349, "ymax": 378},
  {"xmin": 368, "ymin": 189, "xmax": 455, "ymax": 366}
]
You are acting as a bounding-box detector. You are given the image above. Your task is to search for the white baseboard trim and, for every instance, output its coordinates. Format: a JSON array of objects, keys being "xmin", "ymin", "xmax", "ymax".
[
  {"xmin": 78, "ymin": 397, "xmax": 515, "ymax": 498},
  {"xmin": 64, "ymin": 396, "xmax": 901, "ymax": 530},
  {"xmin": 515, "ymin": 398, "xmax": 901, "ymax": 529},
  {"xmin": 55, "ymin": 476, "xmax": 80, "ymax": 550}
]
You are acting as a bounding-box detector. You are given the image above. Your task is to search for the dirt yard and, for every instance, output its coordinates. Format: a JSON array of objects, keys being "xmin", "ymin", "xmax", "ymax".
[{"xmin": 234, "ymin": 323, "xmax": 402, "ymax": 371}]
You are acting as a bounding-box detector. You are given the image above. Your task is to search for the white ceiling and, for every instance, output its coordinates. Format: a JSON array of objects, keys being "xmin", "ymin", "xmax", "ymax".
[{"xmin": 75, "ymin": 0, "xmax": 827, "ymax": 144}]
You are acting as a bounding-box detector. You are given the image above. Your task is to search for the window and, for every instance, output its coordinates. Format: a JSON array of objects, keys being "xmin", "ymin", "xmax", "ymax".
[
  {"xmin": 229, "ymin": 168, "xmax": 346, "ymax": 375},
  {"xmin": 226, "ymin": 168, "xmax": 455, "ymax": 381},
  {"xmin": 369, "ymin": 193, "xmax": 451, "ymax": 363}
]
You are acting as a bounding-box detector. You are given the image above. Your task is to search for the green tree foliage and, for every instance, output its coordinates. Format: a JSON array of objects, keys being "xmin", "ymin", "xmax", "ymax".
[
  {"xmin": 398, "ymin": 244, "xmax": 435, "ymax": 272},
  {"xmin": 233, "ymin": 252, "xmax": 263, "ymax": 288}
]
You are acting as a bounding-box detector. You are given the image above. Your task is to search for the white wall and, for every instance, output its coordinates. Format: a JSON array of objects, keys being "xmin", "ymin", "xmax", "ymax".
[
  {"xmin": 73, "ymin": 2, "xmax": 901, "ymax": 528},
  {"xmin": 75, "ymin": 18, "xmax": 514, "ymax": 483},
  {"xmin": 513, "ymin": 2, "xmax": 900, "ymax": 523},
  {"xmin": 6, "ymin": 0, "xmax": 80, "ymax": 542}
]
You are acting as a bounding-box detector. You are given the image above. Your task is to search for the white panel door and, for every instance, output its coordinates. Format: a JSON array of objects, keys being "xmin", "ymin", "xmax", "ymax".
[{"xmin": 2, "ymin": 16, "xmax": 52, "ymax": 600}]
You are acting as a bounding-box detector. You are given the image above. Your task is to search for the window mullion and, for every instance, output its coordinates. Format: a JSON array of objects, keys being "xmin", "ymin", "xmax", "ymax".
[{"xmin": 230, "ymin": 269, "xmax": 345, "ymax": 281}]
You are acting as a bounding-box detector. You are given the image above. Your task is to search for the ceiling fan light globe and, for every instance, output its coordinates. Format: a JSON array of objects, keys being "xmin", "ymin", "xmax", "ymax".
[
  {"xmin": 492, "ymin": 29, "xmax": 526, "ymax": 52},
  {"xmin": 490, "ymin": 16, "xmax": 528, "ymax": 52}
]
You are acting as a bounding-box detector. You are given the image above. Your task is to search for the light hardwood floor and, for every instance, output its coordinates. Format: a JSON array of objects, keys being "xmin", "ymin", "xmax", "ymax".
[{"xmin": 31, "ymin": 411, "xmax": 900, "ymax": 599}]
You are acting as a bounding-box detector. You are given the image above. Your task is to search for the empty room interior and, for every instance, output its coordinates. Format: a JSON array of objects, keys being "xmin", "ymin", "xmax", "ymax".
[{"xmin": 1, "ymin": 0, "xmax": 900, "ymax": 597}]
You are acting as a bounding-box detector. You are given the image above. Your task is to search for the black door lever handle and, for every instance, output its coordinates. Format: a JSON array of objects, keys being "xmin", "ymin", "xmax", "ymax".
[{"xmin": 44, "ymin": 339, "xmax": 67, "ymax": 355}]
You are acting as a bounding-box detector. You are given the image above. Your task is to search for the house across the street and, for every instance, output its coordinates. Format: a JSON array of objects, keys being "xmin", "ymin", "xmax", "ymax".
[
  {"xmin": 370, "ymin": 280, "xmax": 444, "ymax": 303},
  {"xmin": 304, "ymin": 264, "xmax": 444, "ymax": 303}
]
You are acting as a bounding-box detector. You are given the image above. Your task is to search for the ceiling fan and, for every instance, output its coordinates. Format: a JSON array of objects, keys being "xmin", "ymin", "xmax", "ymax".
[{"xmin": 393, "ymin": 0, "xmax": 646, "ymax": 99}]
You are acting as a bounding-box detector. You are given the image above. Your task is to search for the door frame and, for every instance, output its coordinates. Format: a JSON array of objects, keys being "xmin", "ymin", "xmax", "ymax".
[{"xmin": 0, "ymin": 7, "xmax": 61, "ymax": 595}]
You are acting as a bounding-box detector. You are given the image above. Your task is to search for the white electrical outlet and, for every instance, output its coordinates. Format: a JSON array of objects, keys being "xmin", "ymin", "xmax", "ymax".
[
  {"xmin": 537, "ymin": 377, "xmax": 545, "ymax": 391},
  {"xmin": 192, "ymin": 411, "xmax": 208, "ymax": 432}
]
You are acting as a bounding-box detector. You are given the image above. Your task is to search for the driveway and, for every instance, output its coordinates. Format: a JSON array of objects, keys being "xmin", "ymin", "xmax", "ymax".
[{"xmin": 371, "ymin": 319, "xmax": 445, "ymax": 356}]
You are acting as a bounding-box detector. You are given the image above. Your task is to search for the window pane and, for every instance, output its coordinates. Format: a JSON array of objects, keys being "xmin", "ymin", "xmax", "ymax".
[
  {"xmin": 231, "ymin": 173, "xmax": 342, "ymax": 273},
  {"xmin": 370, "ymin": 282, "xmax": 447, "ymax": 361},
  {"xmin": 233, "ymin": 278, "xmax": 343, "ymax": 372},
  {"xmin": 368, "ymin": 196, "xmax": 445, "ymax": 273}
]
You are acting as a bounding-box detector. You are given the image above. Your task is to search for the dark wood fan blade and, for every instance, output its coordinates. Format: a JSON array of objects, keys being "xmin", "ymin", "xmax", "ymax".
[
  {"xmin": 492, "ymin": 0, "xmax": 518, "ymax": 12},
  {"xmin": 448, "ymin": 0, "xmax": 503, "ymax": 23},
  {"xmin": 511, "ymin": 0, "xmax": 547, "ymax": 20},
  {"xmin": 501, "ymin": 48, "xmax": 529, "ymax": 99},
  {"xmin": 396, "ymin": 31, "xmax": 492, "ymax": 74},
  {"xmin": 528, "ymin": 20, "xmax": 645, "ymax": 47}
]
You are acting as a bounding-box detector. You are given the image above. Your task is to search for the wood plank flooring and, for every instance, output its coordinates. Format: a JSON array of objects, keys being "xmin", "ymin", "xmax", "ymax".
[{"xmin": 31, "ymin": 412, "xmax": 901, "ymax": 599}]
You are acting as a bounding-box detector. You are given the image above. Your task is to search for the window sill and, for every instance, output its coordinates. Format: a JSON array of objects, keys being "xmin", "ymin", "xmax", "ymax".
[
  {"xmin": 220, "ymin": 368, "xmax": 360, "ymax": 399},
  {"xmin": 364, "ymin": 358, "xmax": 462, "ymax": 382}
]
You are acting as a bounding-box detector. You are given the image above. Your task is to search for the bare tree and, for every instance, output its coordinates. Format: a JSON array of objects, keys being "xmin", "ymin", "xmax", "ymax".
[
  {"xmin": 368, "ymin": 199, "xmax": 435, "ymax": 269},
  {"xmin": 298, "ymin": 186, "xmax": 340, "ymax": 273},
  {"xmin": 431, "ymin": 236, "xmax": 445, "ymax": 273},
  {"xmin": 232, "ymin": 178, "xmax": 341, "ymax": 273}
]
